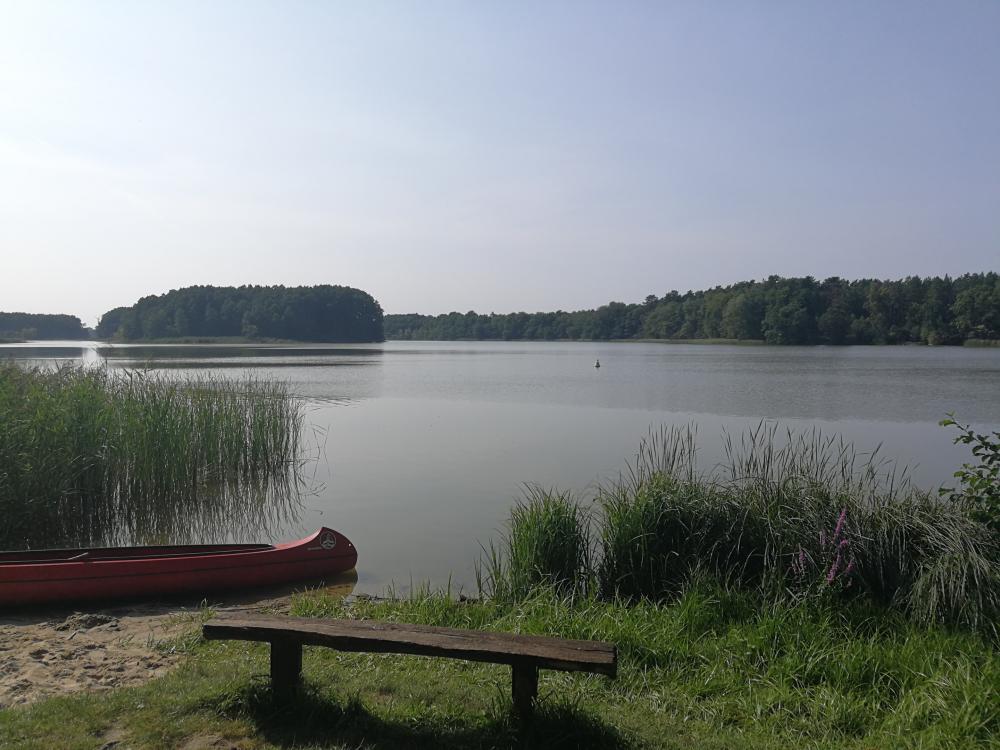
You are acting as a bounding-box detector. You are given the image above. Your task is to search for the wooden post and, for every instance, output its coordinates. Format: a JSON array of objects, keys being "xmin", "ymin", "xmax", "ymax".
[
  {"xmin": 270, "ymin": 639, "xmax": 302, "ymax": 704},
  {"xmin": 511, "ymin": 661, "xmax": 538, "ymax": 718}
]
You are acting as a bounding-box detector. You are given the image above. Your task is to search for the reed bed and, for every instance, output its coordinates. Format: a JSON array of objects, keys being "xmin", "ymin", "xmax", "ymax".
[
  {"xmin": 478, "ymin": 485, "xmax": 591, "ymax": 601},
  {"xmin": 481, "ymin": 424, "xmax": 1000, "ymax": 632},
  {"xmin": 0, "ymin": 363, "xmax": 304, "ymax": 549}
]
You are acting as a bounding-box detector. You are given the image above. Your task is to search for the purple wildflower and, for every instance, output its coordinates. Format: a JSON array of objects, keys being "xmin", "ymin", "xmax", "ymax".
[
  {"xmin": 827, "ymin": 553, "xmax": 841, "ymax": 583},
  {"xmin": 833, "ymin": 508, "xmax": 847, "ymax": 543}
]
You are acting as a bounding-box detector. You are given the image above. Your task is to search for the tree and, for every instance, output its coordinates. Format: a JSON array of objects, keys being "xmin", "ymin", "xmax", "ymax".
[
  {"xmin": 99, "ymin": 285, "xmax": 384, "ymax": 343},
  {"xmin": 379, "ymin": 273, "xmax": 1000, "ymax": 346},
  {"xmin": 818, "ymin": 302, "xmax": 852, "ymax": 344},
  {"xmin": 0, "ymin": 312, "xmax": 88, "ymax": 340},
  {"xmin": 721, "ymin": 294, "xmax": 760, "ymax": 340}
]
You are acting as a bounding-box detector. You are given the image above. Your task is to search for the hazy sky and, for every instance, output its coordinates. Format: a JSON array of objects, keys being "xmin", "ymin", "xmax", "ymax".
[{"xmin": 2, "ymin": 2, "xmax": 998, "ymax": 325}]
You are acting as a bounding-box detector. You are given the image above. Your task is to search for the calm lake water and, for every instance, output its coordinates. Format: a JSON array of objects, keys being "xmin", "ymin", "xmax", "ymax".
[{"xmin": 4, "ymin": 340, "xmax": 1000, "ymax": 593}]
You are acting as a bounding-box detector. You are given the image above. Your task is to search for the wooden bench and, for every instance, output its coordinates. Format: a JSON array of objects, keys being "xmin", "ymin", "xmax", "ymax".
[{"xmin": 203, "ymin": 615, "xmax": 617, "ymax": 717}]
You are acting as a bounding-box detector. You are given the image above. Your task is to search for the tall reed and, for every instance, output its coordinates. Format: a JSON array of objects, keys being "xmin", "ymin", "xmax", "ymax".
[
  {"xmin": 485, "ymin": 424, "xmax": 1000, "ymax": 631},
  {"xmin": 0, "ymin": 363, "xmax": 304, "ymax": 549},
  {"xmin": 478, "ymin": 485, "xmax": 591, "ymax": 602}
]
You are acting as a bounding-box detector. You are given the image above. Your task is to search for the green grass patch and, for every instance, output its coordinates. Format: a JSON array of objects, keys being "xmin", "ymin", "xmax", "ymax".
[
  {"xmin": 0, "ymin": 363, "xmax": 304, "ymax": 549},
  {"xmin": 2, "ymin": 588, "xmax": 997, "ymax": 749}
]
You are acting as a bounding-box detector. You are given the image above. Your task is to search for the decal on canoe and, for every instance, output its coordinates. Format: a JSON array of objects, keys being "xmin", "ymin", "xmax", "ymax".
[{"xmin": 308, "ymin": 532, "xmax": 338, "ymax": 551}]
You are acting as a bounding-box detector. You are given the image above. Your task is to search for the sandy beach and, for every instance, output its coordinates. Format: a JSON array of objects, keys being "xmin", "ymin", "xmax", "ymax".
[
  {"xmin": 0, "ymin": 579, "xmax": 355, "ymax": 710},
  {"xmin": 0, "ymin": 608, "xmax": 191, "ymax": 708}
]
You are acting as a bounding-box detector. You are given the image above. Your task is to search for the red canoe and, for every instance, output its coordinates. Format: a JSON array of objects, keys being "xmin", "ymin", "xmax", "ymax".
[{"xmin": 0, "ymin": 527, "xmax": 357, "ymax": 606}]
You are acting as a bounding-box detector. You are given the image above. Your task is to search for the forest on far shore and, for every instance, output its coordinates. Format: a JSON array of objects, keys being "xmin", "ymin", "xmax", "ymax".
[
  {"xmin": 0, "ymin": 312, "xmax": 88, "ymax": 340},
  {"xmin": 96, "ymin": 285, "xmax": 384, "ymax": 343},
  {"xmin": 385, "ymin": 273, "xmax": 1000, "ymax": 345},
  {"xmin": 4, "ymin": 273, "xmax": 999, "ymax": 346}
]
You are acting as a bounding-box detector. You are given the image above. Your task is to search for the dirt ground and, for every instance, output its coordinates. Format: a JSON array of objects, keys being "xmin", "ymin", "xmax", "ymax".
[{"xmin": 0, "ymin": 578, "xmax": 356, "ymax": 709}]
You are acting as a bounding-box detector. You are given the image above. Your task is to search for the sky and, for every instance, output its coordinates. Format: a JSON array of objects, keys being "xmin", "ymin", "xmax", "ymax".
[{"xmin": 1, "ymin": 2, "xmax": 998, "ymax": 326}]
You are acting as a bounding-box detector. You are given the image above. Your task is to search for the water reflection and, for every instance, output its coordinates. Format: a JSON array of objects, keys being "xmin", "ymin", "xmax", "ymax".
[
  {"xmin": 97, "ymin": 344, "xmax": 386, "ymax": 362},
  {"xmin": 100, "ymin": 345, "xmax": 388, "ymax": 404},
  {"xmin": 0, "ymin": 346, "xmax": 89, "ymax": 361},
  {"xmin": 104, "ymin": 360, "xmax": 380, "ymax": 369}
]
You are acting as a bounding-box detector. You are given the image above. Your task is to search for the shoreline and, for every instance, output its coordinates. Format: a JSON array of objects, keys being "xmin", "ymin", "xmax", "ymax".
[
  {"xmin": 6, "ymin": 337, "xmax": 998, "ymax": 348},
  {"xmin": 101, "ymin": 336, "xmax": 386, "ymax": 345},
  {"xmin": 381, "ymin": 337, "xmax": 999, "ymax": 347}
]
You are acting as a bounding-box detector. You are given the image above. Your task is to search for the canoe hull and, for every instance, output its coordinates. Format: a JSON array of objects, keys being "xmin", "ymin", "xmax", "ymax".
[{"xmin": 0, "ymin": 528, "xmax": 357, "ymax": 606}]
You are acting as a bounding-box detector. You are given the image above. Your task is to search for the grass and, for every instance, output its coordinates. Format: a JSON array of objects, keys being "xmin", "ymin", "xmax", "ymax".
[
  {"xmin": 478, "ymin": 485, "xmax": 591, "ymax": 601},
  {"xmin": 481, "ymin": 425, "xmax": 1000, "ymax": 633},
  {"xmin": 2, "ymin": 587, "xmax": 997, "ymax": 749},
  {"xmin": 0, "ymin": 363, "xmax": 304, "ymax": 549}
]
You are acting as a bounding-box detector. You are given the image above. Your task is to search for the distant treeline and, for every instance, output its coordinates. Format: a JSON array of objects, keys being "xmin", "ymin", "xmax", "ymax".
[
  {"xmin": 98, "ymin": 285, "xmax": 384, "ymax": 343},
  {"xmin": 385, "ymin": 273, "xmax": 1000, "ymax": 345},
  {"xmin": 0, "ymin": 312, "xmax": 88, "ymax": 340}
]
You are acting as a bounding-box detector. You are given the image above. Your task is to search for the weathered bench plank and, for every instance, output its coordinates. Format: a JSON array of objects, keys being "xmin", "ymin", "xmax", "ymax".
[
  {"xmin": 204, "ymin": 615, "xmax": 617, "ymax": 674},
  {"xmin": 203, "ymin": 614, "xmax": 617, "ymax": 716}
]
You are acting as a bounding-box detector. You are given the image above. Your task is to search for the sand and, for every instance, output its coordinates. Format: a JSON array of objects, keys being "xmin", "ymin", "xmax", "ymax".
[
  {"xmin": 0, "ymin": 577, "xmax": 356, "ymax": 710},
  {"xmin": 0, "ymin": 608, "xmax": 191, "ymax": 709}
]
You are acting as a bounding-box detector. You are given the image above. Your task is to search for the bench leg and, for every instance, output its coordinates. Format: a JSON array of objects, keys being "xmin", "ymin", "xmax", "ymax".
[
  {"xmin": 511, "ymin": 662, "xmax": 538, "ymax": 719},
  {"xmin": 270, "ymin": 639, "xmax": 302, "ymax": 704}
]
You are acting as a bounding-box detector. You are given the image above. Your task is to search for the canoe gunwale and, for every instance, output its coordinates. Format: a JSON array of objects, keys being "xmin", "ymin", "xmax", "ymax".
[{"xmin": 0, "ymin": 544, "xmax": 276, "ymax": 565}]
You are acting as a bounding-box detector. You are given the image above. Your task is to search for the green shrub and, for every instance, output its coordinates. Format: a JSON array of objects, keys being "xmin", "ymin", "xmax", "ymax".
[{"xmin": 940, "ymin": 414, "xmax": 1000, "ymax": 537}]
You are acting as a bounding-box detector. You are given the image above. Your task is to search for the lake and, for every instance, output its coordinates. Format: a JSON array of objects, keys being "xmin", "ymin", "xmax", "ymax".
[{"xmin": 3, "ymin": 340, "xmax": 1000, "ymax": 593}]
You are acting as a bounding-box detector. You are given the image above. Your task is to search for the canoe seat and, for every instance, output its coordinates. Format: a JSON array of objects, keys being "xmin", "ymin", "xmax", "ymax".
[{"xmin": 202, "ymin": 614, "xmax": 617, "ymax": 717}]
